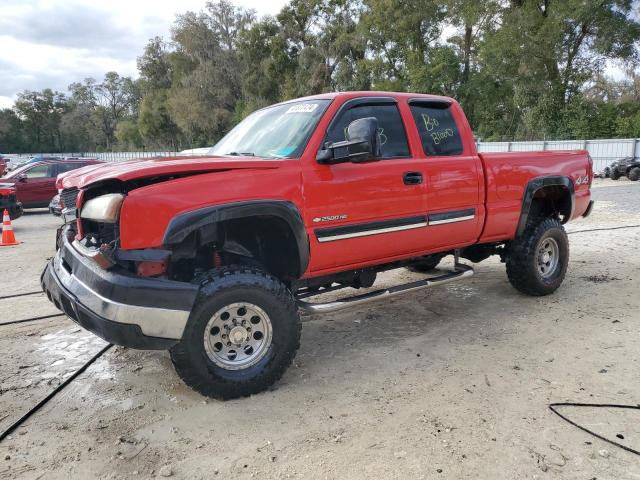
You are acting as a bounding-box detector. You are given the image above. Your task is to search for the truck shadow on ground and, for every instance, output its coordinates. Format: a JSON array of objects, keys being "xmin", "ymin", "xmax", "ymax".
[{"xmin": 117, "ymin": 262, "xmax": 538, "ymax": 400}]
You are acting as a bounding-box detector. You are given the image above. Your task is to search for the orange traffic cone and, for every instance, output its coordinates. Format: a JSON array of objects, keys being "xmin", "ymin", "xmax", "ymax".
[{"xmin": 0, "ymin": 209, "xmax": 19, "ymax": 246}]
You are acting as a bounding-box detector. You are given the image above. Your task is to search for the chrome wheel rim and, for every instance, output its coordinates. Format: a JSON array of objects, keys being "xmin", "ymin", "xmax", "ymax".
[
  {"xmin": 537, "ymin": 237, "xmax": 559, "ymax": 278},
  {"xmin": 204, "ymin": 302, "xmax": 273, "ymax": 370}
]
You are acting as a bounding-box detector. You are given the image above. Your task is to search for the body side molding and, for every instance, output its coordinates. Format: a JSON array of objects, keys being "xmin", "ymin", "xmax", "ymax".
[
  {"xmin": 315, "ymin": 215, "xmax": 427, "ymax": 242},
  {"xmin": 428, "ymin": 208, "xmax": 475, "ymax": 225}
]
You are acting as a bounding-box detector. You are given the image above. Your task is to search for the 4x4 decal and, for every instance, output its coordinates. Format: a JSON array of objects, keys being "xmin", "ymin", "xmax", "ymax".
[{"xmin": 575, "ymin": 175, "xmax": 589, "ymax": 185}]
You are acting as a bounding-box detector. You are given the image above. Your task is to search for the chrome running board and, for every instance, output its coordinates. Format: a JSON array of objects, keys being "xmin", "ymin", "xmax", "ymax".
[{"xmin": 297, "ymin": 262, "xmax": 474, "ymax": 315}]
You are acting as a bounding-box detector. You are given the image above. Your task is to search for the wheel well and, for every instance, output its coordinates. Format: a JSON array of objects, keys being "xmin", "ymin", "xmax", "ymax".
[
  {"xmin": 219, "ymin": 216, "xmax": 301, "ymax": 281},
  {"xmin": 529, "ymin": 185, "xmax": 572, "ymax": 222},
  {"xmin": 168, "ymin": 215, "xmax": 302, "ymax": 283}
]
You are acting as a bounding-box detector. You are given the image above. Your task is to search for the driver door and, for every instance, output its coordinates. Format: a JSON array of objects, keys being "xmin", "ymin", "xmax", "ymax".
[
  {"xmin": 303, "ymin": 98, "xmax": 428, "ymax": 273},
  {"xmin": 17, "ymin": 163, "xmax": 57, "ymax": 207}
]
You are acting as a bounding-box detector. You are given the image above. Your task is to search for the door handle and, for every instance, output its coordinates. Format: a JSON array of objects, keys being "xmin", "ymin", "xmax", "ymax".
[{"xmin": 403, "ymin": 171, "xmax": 423, "ymax": 185}]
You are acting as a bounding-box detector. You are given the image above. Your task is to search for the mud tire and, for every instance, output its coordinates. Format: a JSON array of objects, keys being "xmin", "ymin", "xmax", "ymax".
[{"xmin": 170, "ymin": 266, "xmax": 301, "ymax": 400}]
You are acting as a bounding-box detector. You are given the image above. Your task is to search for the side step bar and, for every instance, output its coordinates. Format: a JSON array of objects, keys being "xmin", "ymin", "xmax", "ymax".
[{"xmin": 297, "ymin": 262, "xmax": 474, "ymax": 314}]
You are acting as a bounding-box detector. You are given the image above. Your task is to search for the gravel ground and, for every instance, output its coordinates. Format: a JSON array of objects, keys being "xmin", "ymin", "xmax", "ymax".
[{"xmin": 0, "ymin": 178, "xmax": 638, "ymax": 479}]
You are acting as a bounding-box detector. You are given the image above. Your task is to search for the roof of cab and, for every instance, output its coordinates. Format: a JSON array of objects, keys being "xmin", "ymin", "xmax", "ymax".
[{"xmin": 285, "ymin": 91, "xmax": 454, "ymax": 103}]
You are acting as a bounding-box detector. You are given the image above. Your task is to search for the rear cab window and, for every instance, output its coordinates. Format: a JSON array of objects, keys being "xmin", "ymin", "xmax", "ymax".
[
  {"xmin": 325, "ymin": 101, "xmax": 410, "ymax": 159},
  {"xmin": 409, "ymin": 102, "xmax": 463, "ymax": 156}
]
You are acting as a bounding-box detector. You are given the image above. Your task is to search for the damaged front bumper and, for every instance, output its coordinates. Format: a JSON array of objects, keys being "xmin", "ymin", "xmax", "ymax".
[{"xmin": 41, "ymin": 225, "xmax": 198, "ymax": 350}]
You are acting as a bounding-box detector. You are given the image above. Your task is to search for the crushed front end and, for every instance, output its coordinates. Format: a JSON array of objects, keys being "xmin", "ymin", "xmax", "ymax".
[{"xmin": 41, "ymin": 184, "xmax": 199, "ymax": 349}]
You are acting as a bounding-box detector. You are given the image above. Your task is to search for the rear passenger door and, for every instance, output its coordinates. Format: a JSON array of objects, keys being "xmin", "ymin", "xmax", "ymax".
[
  {"xmin": 304, "ymin": 97, "xmax": 429, "ymax": 273},
  {"xmin": 407, "ymin": 100, "xmax": 484, "ymax": 249}
]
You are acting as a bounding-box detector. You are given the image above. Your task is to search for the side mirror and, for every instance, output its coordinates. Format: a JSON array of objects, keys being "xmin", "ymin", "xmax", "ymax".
[
  {"xmin": 317, "ymin": 117, "xmax": 382, "ymax": 164},
  {"xmin": 17, "ymin": 174, "xmax": 27, "ymax": 182}
]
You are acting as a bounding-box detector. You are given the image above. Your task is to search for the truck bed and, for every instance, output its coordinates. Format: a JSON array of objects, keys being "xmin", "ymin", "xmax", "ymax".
[{"xmin": 478, "ymin": 150, "xmax": 592, "ymax": 242}]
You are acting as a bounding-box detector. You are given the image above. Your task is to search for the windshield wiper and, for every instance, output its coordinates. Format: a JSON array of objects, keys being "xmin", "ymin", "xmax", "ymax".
[{"xmin": 224, "ymin": 151, "xmax": 256, "ymax": 156}]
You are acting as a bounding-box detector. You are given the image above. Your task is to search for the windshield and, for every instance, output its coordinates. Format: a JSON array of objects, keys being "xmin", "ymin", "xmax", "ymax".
[
  {"xmin": 209, "ymin": 99, "xmax": 331, "ymax": 159},
  {"xmin": 2, "ymin": 163, "xmax": 32, "ymax": 179}
]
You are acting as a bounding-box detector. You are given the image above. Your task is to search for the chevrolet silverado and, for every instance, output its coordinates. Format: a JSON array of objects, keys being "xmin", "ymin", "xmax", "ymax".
[{"xmin": 42, "ymin": 92, "xmax": 594, "ymax": 399}]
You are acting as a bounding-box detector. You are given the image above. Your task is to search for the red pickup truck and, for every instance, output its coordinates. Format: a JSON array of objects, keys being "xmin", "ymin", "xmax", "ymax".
[{"xmin": 42, "ymin": 92, "xmax": 593, "ymax": 399}]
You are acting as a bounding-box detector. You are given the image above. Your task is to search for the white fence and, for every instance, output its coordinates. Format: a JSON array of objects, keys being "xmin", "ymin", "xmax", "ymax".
[
  {"xmin": 8, "ymin": 137, "xmax": 640, "ymax": 173},
  {"xmin": 6, "ymin": 151, "xmax": 179, "ymax": 164},
  {"xmin": 477, "ymin": 138, "xmax": 640, "ymax": 173}
]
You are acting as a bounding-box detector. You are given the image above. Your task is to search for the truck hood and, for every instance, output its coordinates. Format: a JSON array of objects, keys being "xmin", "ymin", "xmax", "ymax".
[{"xmin": 58, "ymin": 155, "xmax": 285, "ymax": 190}]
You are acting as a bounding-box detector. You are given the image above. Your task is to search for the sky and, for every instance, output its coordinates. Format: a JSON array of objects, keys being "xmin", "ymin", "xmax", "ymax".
[{"xmin": 0, "ymin": 0, "xmax": 287, "ymax": 109}]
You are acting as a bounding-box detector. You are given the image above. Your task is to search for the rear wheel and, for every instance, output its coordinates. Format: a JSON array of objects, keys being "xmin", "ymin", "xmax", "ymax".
[
  {"xmin": 170, "ymin": 265, "xmax": 301, "ymax": 400},
  {"xmin": 610, "ymin": 169, "xmax": 621, "ymax": 180},
  {"xmin": 628, "ymin": 167, "xmax": 640, "ymax": 182},
  {"xmin": 506, "ymin": 218, "xmax": 569, "ymax": 296}
]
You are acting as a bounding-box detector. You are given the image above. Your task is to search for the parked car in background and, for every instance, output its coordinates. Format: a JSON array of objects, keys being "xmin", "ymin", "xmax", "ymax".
[
  {"xmin": 608, "ymin": 157, "xmax": 640, "ymax": 181},
  {"xmin": 0, "ymin": 157, "xmax": 7, "ymax": 176},
  {"xmin": 0, "ymin": 183, "xmax": 23, "ymax": 220},
  {"xmin": 49, "ymin": 194, "xmax": 62, "ymax": 216},
  {"xmin": 0, "ymin": 158, "xmax": 102, "ymax": 208},
  {"xmin": 7, "ymin": 155, "xmax": 61, "ymax": 171}
]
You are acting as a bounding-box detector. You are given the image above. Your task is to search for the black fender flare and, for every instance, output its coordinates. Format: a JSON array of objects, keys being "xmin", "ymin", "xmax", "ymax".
[
  {"xmin": 162, "ymin": 200, "xmax": 309, "ymax": 277},
  {"xmin": 516, "ymin": 176, "xmax": 574, "ymax": 237}
]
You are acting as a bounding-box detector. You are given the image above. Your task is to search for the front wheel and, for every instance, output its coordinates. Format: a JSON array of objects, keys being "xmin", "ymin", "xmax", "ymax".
[
  {"xmin": 506, "ymin": 218, "xmax": 569, "ymax": 296},
  {"xmin": 170, "ymin": 266, "xmax": 301, "ymax": 400},
  {"xmin": 610, "ymin": 169, "xmax": 621, "ymax": 180}
]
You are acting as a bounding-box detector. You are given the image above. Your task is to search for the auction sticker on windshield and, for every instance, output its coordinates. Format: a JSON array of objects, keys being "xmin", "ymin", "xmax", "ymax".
[{"xmin": 286, "ymin": 103, "xmax": 319, "ymax": 114}]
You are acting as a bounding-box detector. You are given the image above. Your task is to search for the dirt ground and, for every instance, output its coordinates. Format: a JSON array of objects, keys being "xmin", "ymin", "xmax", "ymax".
[{"xmin": 0, "ymin": 178, "xmax": 639, "ymax": 479}]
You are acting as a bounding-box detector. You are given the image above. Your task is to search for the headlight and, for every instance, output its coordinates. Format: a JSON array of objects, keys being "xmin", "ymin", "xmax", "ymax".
[{"xmin": 80, "ymin": 193, "xmax": 125, "ymax": 223}]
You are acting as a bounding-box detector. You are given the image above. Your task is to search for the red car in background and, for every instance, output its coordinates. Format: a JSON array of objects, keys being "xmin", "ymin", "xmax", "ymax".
[
  {"xmin": 0, "ymin": 158, "xmax": 103, "ymax": 208},
  {"xmin": 0, "ymin": 183, "xmax": 22, "ymax": 219}
]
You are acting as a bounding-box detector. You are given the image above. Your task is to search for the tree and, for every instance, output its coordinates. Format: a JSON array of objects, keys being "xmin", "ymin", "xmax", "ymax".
[
  {"xmin": 167, "ymin": 1, "xmax": 254, "ymax": 144},
  {"xmin": 13, "ymin": 89, "xmax": 67, "ymax": 152},
  {"xmin": 0, "ymin": 109, "xmax": 25, "ymax": 152},
  {"xmin": 483, "ymin": 0, "xmax": 640, "ymax": 139},
  {"xmin": 94, "ymin": 72, "xmax": 140, "ymax": 148}
]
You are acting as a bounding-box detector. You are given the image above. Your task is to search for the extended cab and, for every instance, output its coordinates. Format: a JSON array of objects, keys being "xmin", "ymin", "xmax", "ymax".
[{"xmin": 42, "ymin": 92, "xmax": 593, "ymax": 399}]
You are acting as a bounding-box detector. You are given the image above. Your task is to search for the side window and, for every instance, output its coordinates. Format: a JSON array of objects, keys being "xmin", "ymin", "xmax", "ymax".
[
  {"xmin": 326, "ymin": 103, "xmax": 410, "ymax": 159},
  {"xmin": 25, "ymin": 164, "xmax": 53, "ymax": 178},
  {"xmin": 57, "ymin": 162, "xmax": 84, "ymax": 174},
  {"xmin": 410, "ymin": 104, "xmax": 463, "ymax": 156}
]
